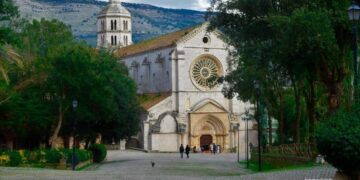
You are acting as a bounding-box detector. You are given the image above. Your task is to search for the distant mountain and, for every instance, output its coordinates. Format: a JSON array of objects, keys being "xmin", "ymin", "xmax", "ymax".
[{"xmin": 14, "ymin": 0, "xmax": 205, "ymax": 46}]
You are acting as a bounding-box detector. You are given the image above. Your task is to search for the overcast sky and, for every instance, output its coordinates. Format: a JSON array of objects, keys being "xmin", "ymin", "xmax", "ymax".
[{"xmin": 98, "ymin": 0, "xmax": 211, "ymax": 11}]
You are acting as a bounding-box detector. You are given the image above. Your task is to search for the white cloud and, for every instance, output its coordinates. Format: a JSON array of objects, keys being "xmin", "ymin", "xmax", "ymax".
[
  {"xmin": 98, "ymin": 0, "xmax": 211, "ymax": 11},
  {"xmin": 194, "ymin": 0, "xmax": 211, "ymax": 10}
]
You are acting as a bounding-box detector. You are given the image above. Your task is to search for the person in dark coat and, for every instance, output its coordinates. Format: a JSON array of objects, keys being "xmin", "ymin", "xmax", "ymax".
[
  {"xmin": 185, "ymin": 145, "xmax": 191, "ymax": 158},
  {"xmin": 179, "ymin": 144, "xmax": 184, "ymax": 159},
  {"xmin": 213, "ymin": 144, "xmax": 217, "ymax": 155}
]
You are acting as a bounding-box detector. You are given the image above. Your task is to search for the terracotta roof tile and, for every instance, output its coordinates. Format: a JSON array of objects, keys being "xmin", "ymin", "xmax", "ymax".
[
  {"xmin": 138, "ymin": 93, "xmax": 171, "ymax": 110},
  {"xmin": 115, "ymin": 25, "xmax": 199, "ymax": 58}
]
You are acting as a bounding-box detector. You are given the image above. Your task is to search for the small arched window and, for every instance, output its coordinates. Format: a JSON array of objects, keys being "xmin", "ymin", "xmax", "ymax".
[
  {"xmin": 123, "ymin": 20, "xmax": 129, "ymax": 31},
  {"xmin": 101, "ymin": 35, "xmax": 105, "ymax": 45},
  {"xmin": 101, "ymin": 20, "xmax": 105, "ymax": 31},
  {"xmin": 124, "ymin": 36, "xmax": 128, "ymax": 46}
]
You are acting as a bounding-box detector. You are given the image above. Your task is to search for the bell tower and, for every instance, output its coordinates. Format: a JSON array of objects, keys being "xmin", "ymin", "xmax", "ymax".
[{"xmin": 97, "ymin": 0, "xmax": 132, "ymax": 49}]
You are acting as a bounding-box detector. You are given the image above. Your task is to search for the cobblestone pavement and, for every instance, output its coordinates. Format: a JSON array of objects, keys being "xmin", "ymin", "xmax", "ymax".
[{"xmin": 0, "ymin": 151, "xmax": 336, "ymax": 180}]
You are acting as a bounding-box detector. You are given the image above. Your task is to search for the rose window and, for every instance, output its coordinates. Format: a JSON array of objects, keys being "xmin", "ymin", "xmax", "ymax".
[{"xmin": 191, "ymin": 57, "xmax": 222, "ymax": 90}]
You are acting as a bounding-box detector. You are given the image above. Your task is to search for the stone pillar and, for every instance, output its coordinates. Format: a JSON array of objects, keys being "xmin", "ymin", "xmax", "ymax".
[
  {"xmin": 143, "ymin": 122, "xmax": 149, "ymax": 150},
  {"xmin": 120, "ymin": 140, "xmax": 126, "ymax": 150},
  {"xmin": 230, "ymin": 129, "xmax": 234, "ymax": 149}
]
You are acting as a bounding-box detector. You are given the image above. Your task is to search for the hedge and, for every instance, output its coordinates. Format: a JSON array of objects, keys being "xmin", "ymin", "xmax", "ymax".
[
  {"xmin": 89, "ymin": 144, "xmax": 107, "ymax": 163},
  {"xmin": 0, "ymin": 148, "xmax": 92, "ymax": 168}
]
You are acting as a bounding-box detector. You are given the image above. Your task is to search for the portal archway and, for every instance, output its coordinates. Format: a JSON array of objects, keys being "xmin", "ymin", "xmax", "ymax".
[{"xmin": 191, "ymin": 115, "xmax": 227, "ymax": 152}]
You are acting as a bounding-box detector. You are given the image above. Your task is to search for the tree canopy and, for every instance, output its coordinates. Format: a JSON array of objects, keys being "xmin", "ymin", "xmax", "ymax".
[
  {"xmin": 209, "ymin": 0, "xmax": 355, "ymax": 144},
  {"xmin": 0, "ymin": 4, "xmax": 142, "ymax": 149}
]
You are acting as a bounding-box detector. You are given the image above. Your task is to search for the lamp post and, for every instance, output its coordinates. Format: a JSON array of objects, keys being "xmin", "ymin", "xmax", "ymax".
[
  {"xmin": 72, "ymin": 100, "xmax": 78, "ymax": 171},
  {"xmin": 237, "ymin": 123, "xmax": 240, "ymax": 163},
  {"xmin": 348, "ymin": 1, "xmax": 360, "ymax": 103},
  {"xmin": 242, "ymin": 110, "xmax": 250, "ymax": 168},
  {"xmin": 245, "ymin": 110, "xmax": 250, "ymax": 168},
  {"xmin": 254, "ymin": 80, "xmax": 262, "ymax": 172}
]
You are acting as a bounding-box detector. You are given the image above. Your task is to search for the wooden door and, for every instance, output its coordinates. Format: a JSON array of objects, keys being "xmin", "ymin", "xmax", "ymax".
[{"xmin": 200, "ymin": 135, "xmax": 213, "ymax": 151}]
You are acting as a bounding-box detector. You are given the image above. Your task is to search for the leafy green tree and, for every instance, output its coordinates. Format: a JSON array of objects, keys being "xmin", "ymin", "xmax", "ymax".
[
  {"xmin": 1, "ymin": 17, "xmax": 141, "ymax": 149},
  {"xmin": 56, "ymin": 48, "xmax": 141, "ymax": 145},
  {"xmin": 21, "ymin": 18, "xmax": 74, "ymax": 58},
  {"xmin": 0, "ymin": 0, "xmax": 19, "ymax": 45},
  {"xmin": 41, "ymin": 44, "xmax": 142, "ymax": 147},
  {"xmin": 0, "ymin": 0, "xmax": 18, "ymax": 22},
  {"xmin": 209, "ymin": 0, "xmax": 355, "ymax": 144},
  {"xmin": 0, "ymin": 86, "xmax": 53, "ymax": 149}
]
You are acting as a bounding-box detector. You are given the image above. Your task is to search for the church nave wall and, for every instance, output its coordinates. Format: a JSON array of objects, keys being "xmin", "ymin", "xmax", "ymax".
[{"xmin": 122, "ymin": 47, "xmax": 173, "ymax": 94}]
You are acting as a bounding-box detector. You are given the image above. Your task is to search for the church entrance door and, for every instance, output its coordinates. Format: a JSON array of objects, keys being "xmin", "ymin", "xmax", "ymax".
[{"xmin": 200, "ymin": 135, "xmax": 212, "ymax": 151}]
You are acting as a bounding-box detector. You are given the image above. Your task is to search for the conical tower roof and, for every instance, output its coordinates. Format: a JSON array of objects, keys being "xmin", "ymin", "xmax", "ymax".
[{"xmin": 98, "ymin": 0, "xmax": 131, "ymax": 17}]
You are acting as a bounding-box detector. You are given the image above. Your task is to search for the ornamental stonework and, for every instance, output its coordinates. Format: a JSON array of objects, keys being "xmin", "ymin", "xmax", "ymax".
[{"xmin": 190, "ymin": 55, "xmax": 223, "ymax": 91}]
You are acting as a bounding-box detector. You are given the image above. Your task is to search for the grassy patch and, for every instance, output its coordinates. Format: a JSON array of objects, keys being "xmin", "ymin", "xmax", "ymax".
[
  {"xmin": 239, "ymin": 160, "xmax": 316, "ymax": 172},
  {"xmin": 76, "ymin": 163, "xmax": 93, "ymax": 171}
]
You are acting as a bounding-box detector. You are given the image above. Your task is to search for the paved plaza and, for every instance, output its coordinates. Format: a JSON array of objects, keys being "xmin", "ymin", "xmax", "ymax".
[{"xmin": 0, "ymin": 151, "xmax": 336, "ymax": 180}]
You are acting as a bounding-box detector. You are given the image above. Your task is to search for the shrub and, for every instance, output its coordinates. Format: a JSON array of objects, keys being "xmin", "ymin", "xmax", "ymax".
[
  {"xmin": 316, "ymin": 105, "xmax": 360, "ymax": 176},
  {"xmin": 0, "ymin": 153, "xmax": 10, "ymax": 165},
  {"xmin": 75, "ymin": 149, "xmax": 92, "ymax": 162},
  {"xmin": 60, "ymin": 148, "xmax": 91, "ymax": 166},
  {"xmin": 89, "ymin": 144, "xmax": 107, "ymax": 163},
  {"xmin": 7, "ymin": 151, "xmax": 22, "ymax": 167},
  {"xmin": 45, "ymin": 149, "xmax": 62, "ymax": 164}
]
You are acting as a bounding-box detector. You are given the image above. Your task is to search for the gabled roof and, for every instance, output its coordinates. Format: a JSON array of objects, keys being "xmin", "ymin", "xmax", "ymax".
[
  {"xmin": 190, "ymin": 98, "xmax": 229, "ymax": 113},
  {"xmin": 138, "ymin": 93, "xmax": 171, "ymax": 110},
  {"xmin": 115, "ymin": 25, "xmax": 199, "ymax": 58}
]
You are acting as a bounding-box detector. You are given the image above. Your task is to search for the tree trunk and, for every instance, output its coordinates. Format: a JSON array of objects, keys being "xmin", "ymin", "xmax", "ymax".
[
  {"xmin": 328, "ymin": 82, "xmax": 342, "ymax": 113},
  {"xmin": 278, "ymin": 94, "xmax": 285, "ymax": 144},
  {"xmin": 291, "ymin": 74, "xmax": 302, "ymax": 144},
  {"xmin": 49, "ymin": 101, "xmax": 64, "ymax": 149},
  {"xmin": 294, "ymin": 92, "xmax": 301, "ymax": 143},
  {"xmin": 305, "ymin": 81, "xmax": 316, "ymax": 145},
  {"xmin": 268, "ymin": 111, "xmax": 272, "ymax": 147},
  {"xmin": 318, "ymin": 59, "xmax": 345, "ymax": 113}
]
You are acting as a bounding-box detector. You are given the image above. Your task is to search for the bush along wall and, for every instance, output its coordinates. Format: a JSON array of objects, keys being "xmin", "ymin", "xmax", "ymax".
[
  {"xmin": 250, "ymin": 143, "xmax": 316, "ymax": 168},
  {"xmin": 89, "ymin": 144, "xmax": 107, "ymax": 163},
  {"xmin": 0, "ymin": 149, "xmax": 92, "ymax": 170}
]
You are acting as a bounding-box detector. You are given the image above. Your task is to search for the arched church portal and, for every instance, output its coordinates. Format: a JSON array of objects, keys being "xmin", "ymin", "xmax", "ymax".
[{"xmin": 191, "ymin": 115, "xmax": 226, "ymax": 152}]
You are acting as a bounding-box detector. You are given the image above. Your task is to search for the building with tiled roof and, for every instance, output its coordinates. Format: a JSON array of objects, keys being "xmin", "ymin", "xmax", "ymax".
[
  {"xmin": 98, "ymin": 1, "xmax": 258, "ymax": 153},
  {"xmin": 115, "ymin": 26, "xmax": 198, "ymax": 58}
]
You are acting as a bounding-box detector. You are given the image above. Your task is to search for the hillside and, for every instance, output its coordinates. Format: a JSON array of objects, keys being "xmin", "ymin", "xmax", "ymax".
[{"xmin": 14, "ymin": 0, "xmax": 205, "ymax": 46}]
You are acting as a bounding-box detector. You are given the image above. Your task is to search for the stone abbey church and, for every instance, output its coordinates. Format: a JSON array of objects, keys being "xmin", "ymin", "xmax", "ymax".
[{"xmin": 98, "ymin": 0, "xmax": 258, "ymax": 152}]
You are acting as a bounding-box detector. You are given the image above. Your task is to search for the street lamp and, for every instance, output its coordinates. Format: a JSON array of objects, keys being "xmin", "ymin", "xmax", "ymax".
[
  {"xmin": 237, "ymin": 123, "xmax": 240, "ymax": 163},
  {"xmin": 254, "ymin": 80, "xmax": 262, "ymax": 172},
  {"xmin": 72, "ymin": 100, "xmax": 78, "ymax": 171},
  {"xmin": 242, "ymin": 110, "xmax": 250, "ymax": 168},
  {"xmin": 348, "ymin": 1, "xmax": 360, "ymax": 103}
]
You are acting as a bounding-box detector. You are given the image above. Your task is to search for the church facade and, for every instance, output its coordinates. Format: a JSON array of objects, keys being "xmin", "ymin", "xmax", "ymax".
[{"xmin": 97, "ymin": 0, "xmax": 258, "ymax": 152}]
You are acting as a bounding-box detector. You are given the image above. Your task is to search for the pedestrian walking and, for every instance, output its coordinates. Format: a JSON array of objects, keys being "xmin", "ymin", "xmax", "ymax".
[
  {"xmin": 213, "ymin": 143, "xmax": 217, "ymax": 155},
  {"xmin": 185, "ymin": 145, "xmax": 191, "ymax": 158},
  {"xmin": 209, "ymin": 143, "xmax": 213, "ymax": 154},
  {"xmin": 179, "ymin": 144, "xmax": 184, "ymax": 159}
]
